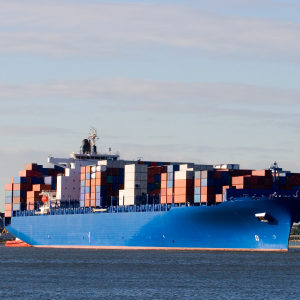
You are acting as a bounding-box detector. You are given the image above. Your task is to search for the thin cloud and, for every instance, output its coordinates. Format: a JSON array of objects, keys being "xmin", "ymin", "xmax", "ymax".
[{"xmin": 0, "ymin": 1, "xmax": 300, "ymax": 60}]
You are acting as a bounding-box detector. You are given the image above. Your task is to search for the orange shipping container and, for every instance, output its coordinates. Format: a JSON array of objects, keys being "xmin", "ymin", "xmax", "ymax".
[
  {"xmin": 91, "ymin": 193, "xmax": 96, "ymax": 200},
  {"xmin": 167, "ymin": 195, "xmax": 173, "ymax": 204},
  {"xmin": 91, "ymin": 185, "xmax": 96, "ymax": 193},
  {"xmin": 91, "ymin": 179, "xmax": 96, "ymax": 186},
  {"xmin": 161, "ymin": 180, "xmax": 167, "ymax": 189},
  {"xmin": 215, "ymin": 194, "xmax": 223, "ymax": 203},
  {"xmin": 194, "ymin": 179, "xmax": 201, "ymax": 187},
  {"xmin": 5, "ymin": 211, "xmax": 12, "ymax": 217},
  {"xmin": 5, "ymin": 204, "xmax": 12, "ymax": 211},
  {"xmin": 81, "ymin": 166, "xmax": 86, "ymax": 173},
  {"xmin": 161, "ymin": 195, "xmax": 167, "ymax": 204},
  {"xmin": 85, "ymin": 166, "xmax": 92, "ymax": 173},
  {"xmin": 161, "ymin": 189, "xmax": 167, "ymax": 196},
  {"xmin": 167, "ymin": 188, "xmax": 173, "ymax": 196},
  {"xmin": 161, "ymin": 173, "xmax": 167, "ymax": 181},
  {"xmin": 80, "ymin": 173, "xmax": 85, "ymax": 180},
  {"xmin": 5, "ymin": 184, "xmax": 13, "ymax": 191},
  {"xmin": 85, "ymin": 180, "xmax": 91, "ymax": 187},
  {"xmin": 27, "ymin": 197, "xmax": 41, "ymax": 203},
  {"xmin": 12, "ymin": 197, "xmax": 26, "ymax": 204}
]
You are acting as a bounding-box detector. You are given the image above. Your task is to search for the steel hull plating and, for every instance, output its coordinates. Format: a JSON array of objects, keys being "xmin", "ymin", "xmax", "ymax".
[{"xmin": 6, "ymin": 198, "xmax": 300, "ymax": 251}]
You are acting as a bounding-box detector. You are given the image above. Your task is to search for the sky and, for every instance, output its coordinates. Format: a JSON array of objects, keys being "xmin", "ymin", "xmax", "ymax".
[{"xmin": 1, "ymin": 0, "xmax": 300, "ymax": 211}]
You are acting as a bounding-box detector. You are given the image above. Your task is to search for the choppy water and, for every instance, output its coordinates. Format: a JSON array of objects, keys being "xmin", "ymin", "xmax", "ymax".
[{"xmin": 0, "ymin": 244, "xmax": 299, "ymax": 300}]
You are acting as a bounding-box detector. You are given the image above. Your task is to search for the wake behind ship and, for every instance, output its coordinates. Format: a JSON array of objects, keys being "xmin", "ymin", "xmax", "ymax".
[{"xmin": 4, "ymin": 128, "xmax": 300, "ymax": 250}]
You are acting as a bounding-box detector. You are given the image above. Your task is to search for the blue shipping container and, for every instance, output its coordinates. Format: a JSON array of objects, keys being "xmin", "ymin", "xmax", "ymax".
[
  {"xmin": 194, "ymin": 187, "xmax": 200, "ymax": 195},
  {"xmin": 147, "ymin": 183, "xmax": 154, "ymax": 191},
  {"xmin": 154, "ymin": 174, "xmax": 161, "ymax": 182},
  {"xmin": 201, "ymin": 179, "xmax": 214, "ymax": 187},
  {"xmin": 194, "ymin": 194, "xmax": 201, "ymax": 203}
]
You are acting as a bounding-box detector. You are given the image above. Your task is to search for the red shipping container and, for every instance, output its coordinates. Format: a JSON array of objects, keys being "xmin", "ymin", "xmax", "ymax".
[
  {"xmin": 25, "ymin": 177, "xmax": 31, "ymax": 184},
  {"xmin": 107, "ymin": 168, "xmax": 113, "ymax": 176},
  {"xmin": 150, "ymin": 162, "xmax": 157, "ymax": 166},
  {"xmin": 153, "ymin": 189, "xmax": 160, "ymax": 196},
  {"xmin": 31, "ymin": 170, "xmax": 37, "ymax": 177},
  {"xmin": 214, "ymin": 171, "xmax": 222, "ymax": 179},
  {"xmin": 106, "ymin": 183, "xmax": 113, "ymax": 191},
  {"xmin": 119, "ymin": 184, "xmax": 124, "ymax": 190},
  {"xmin": 154, "ymin": 167, "xmax": 161, "ymax": 175},
  {"xmin": 148, "ymin": 175, "xmax": 154, "ymax": 184},
  {"xmin": 112, "ymin": 168, "xmax": 119, "ymax": 176},
  {"xmin": 36, "ymin": 172, "xmax": 43, "ymax": 179},
  {"xmin": 48, "ymin": 169, "xmax": 54, "ymax": 176},
  {"xmin": 161, "ymin": 189, "xmax": 167, "ymax": 196},
  {"xmin": 265, "ymin": 178, "xmax": 273, "ymax": 185},
  {"xmin": 25, "ymin": 163, "xmax": 37, "ymax": 171},
  {"xmin": 148, "ymin": 167, "xmax": 155, "ymax": 176},
  {"xmin": 137, "ymin": 161, "xmax": 144, "ymax": 165},
  {"xmin": 5, "ymin": 184, "xmax": 13, "ymax": 191},
  {"xmin": 163, "ymin": 162, "xmax": 170, "ymax": 165}
]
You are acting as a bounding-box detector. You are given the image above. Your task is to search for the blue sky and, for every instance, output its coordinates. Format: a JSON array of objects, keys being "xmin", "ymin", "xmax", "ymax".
[{"xmin": 1, "ymin": 0, "xmax": 300, "ymax": 210}]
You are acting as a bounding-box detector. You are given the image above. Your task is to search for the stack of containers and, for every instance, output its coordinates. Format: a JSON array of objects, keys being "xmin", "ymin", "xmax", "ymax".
[
  {"xmin": 95, "ymin": 165, "xmax": 107, "ymax": 207},
  {"xmin": 160, "ymin": 172, "xmax": 168, "ymax": 204},
  {"xmin": 174, "ymin": 169, "xmax": 194, "ymax": 203},
  {"xmin": 124, "ymin": 164, "xmax": 147, "ymax": 205},
  {"xmin": 194, "ymin": 171, "xmax": 201, "ymax": 203},
  {"xmin": 147, "ymin": 166, "xmax": 167, "ymax": 196},
  {"xmin": 200, "ymin": 170, "xmax": 215, "ymax": 204},
  {"xmin": 80, "ymin": 166, "xmax": 86, "ymax": 207},
  {"xmin": 166, "ymin": 165, "xmax": 180, "ymax": 204},
  {"xmin": 5, "ymin": 184, "xmax": 13, "ymax": 217},
  {"xmin": 85, "ymin": 166, "xmax": 92, "ymax": 207},
  {"xmin": 12, "ymin": 176, "xmax": 31, "ymax": 211}
]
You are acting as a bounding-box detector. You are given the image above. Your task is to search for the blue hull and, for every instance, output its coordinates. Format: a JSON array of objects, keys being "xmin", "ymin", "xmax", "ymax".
[{"xmin": 6, "ymin": 198, "xmax": 300, "ymax": 251}]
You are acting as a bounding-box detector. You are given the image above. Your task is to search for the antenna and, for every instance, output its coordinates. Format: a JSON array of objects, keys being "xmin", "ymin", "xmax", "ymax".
[{"xmin": 88, "ymin": 127, "xmax": 99, "ymax": 147}]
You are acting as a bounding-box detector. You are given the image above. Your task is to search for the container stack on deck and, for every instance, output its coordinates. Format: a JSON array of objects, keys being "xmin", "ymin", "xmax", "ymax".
[
  {"xmin": 6, "ymin": 158, "xmax": 300, "ymax": 217},
  {"xmin": 124, "ymin": 164, "xmax": 147, "ymax": 205}
]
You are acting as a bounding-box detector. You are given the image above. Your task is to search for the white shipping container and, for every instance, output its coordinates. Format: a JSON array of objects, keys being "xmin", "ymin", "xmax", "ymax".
[
  {"xmin": 124, "ymin": 196, "xmax": 135, "ymax": 206},
  {"xmin": 91, "ymin": 166, "xmax": 97, "ymax": 173},
  {"xmin": 91, "ymin": 173, "xmax": 96, "ymax": 179}
]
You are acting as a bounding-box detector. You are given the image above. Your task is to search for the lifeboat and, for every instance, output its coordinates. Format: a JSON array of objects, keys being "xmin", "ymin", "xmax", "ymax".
[{"xmin": 5, "ymin": 238, "xmax": 32, "ymax": 247}]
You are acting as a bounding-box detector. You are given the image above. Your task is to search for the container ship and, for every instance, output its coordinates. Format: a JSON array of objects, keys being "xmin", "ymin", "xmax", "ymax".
[{"xmin": 4, "ymin": 128, "xmax": 300, "ymax": 251}]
